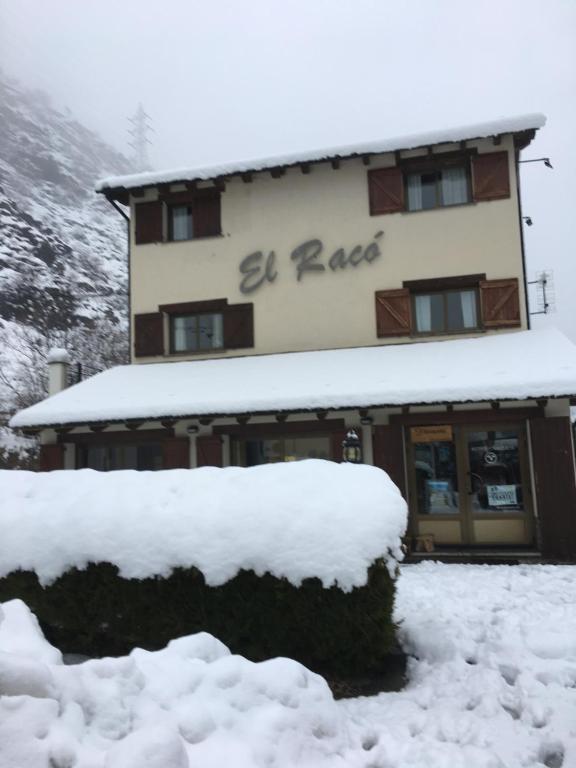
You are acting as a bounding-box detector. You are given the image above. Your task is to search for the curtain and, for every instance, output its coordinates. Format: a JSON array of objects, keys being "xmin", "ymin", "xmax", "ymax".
[
  {"xmin": 172, "ymin": 206, "xmax": 192, "ymax": 240},
  {"xmin": 211, "ymin": 314, "xmax": 224, "ymax": 348},
  {"xmin": 441, "ymin": 167, "xmax": 468, "ymax": 206},
  {"xmin": 460, "ymin": 290, "xmax": 477, "ymax": 328},
  {"xmin": 415, "ymin": 294, "xmax": 432, "ymax": 332},
  {"xmin": 173, "ymin": 316, "xmax": 189, "ymax": 351},
  {"xmin": 407, "ymin": 173, "xmax": 423, "ymax": 211}
]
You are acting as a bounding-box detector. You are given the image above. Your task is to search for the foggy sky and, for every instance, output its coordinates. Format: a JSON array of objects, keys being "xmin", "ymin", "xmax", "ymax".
[{"xmin": 1, "ymin": 0, "xmax": 574, "ymax": 340}]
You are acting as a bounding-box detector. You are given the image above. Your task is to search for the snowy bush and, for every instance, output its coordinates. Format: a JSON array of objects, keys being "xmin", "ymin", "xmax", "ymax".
[{"xmin": 0, "ymin": 461, "xmax": 407, "ymax": 675}]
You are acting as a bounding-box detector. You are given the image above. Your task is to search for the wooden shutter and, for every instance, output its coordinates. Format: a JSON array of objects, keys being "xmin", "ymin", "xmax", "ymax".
[
  {"xmin": 224, "ymin": 303, "xmax": 254, "ymax": 349},
  {"xmin": 372, "ymin": 425, "xmax": 406, "ymax": 497},
  {"xmin": 375, "ymin": 289, "xmax": 412, "ymax": 337},
  {"xmin": 530, "ymin": 417, "xmax": 576, "ymax": 559},
  {"xmin": 368, "ymin": 167, "xmax": 405, "ymax": 215},
  {"xmin": 479, "ymin": 278, "xmax": 521, "ymax": 328},
  {"xmin": 134, "ymin": 312, "xmax": 164, "ymax": 357},
  {"xmin": 194, "ymin": 193, "xmax": 221, "ymax": 238},
  {"xmin": 330, "ymin": 430, "xmax": 349, "ymax": 462},
  {"xmin": 162, "ymin": 437, "xmax": 190, "ymax": 469},
  {"xmin": 39, "ymin": 444, "xmax": 65, "ymax": 471},
  {"xmin": 471, "ymin": 152, "xmax": 510, "ymax": 202},
  {"xmin": 196, "ymin": 435, "xmax": 223, "ymax": 467},
  {"xmin": 134, "ymin": 201, "xmax": 164, "ymax": 244}
]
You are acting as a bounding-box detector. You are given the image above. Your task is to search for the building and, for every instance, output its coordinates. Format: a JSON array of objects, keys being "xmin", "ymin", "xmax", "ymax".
[{"xmin": 11, "ymin": 114, "xmax": 576, "ymax": 559}]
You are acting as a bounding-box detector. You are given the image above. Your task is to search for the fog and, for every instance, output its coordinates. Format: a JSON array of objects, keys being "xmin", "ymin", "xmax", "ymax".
[{"xmin": 1, "ymin": 0, "xmax": 574, "ymax": 339}]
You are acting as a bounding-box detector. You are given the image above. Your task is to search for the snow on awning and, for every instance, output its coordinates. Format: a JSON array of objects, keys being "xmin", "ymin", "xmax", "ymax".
[
  {"xmin": 10, "ymin": 329, "xmax": 576, "ymax": 430},
  {"xmin": 96, "ymin": 113, "xmax": 545, "ymax": 194}
]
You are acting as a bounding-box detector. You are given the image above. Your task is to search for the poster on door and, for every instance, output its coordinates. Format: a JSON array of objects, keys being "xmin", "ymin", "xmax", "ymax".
[{"xmin": 486, "ymin": 484, "xmax": 518, "ymax": 507}]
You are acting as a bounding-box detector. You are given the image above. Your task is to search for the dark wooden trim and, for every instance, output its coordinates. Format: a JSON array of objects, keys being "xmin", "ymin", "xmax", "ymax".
[
  {"xmin": 390, "ymin": 407, "xmax": 543, "ymax": 426},
  {"xmin": 159, "ymin": 299, "xmax": 228, "ymax": 315},
  {"xmin": 531, "ymin": 417, "xmax": 576, "ymax": 559},
  {"xmin": 158, "ymin": 186, "xmax": 220, "ymax": 204},
  {"xmin": 58, "ymin": 429, "xmax": 174, "ymax": 445},
  {"xmin": 403, "ymin": 274, "xmax": 486, "ymax": 291},
  {"xmin": 399, "ymin": 148, "xmax": 477, "ymax": 174},
  {"xmin": 213, "ymin": 419, "xmax": 346, "ymax": 438}
]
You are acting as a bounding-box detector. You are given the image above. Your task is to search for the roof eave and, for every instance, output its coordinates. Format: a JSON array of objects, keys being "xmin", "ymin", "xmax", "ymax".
[{"xmin": 97, "ymin": 125, "xmax": 542, "ymax": 204}]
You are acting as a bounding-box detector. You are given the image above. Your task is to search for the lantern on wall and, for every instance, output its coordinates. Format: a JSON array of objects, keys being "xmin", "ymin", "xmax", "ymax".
[{"xmin": 342, "ymin": 429, "xmax": 362, "ymax": 464}]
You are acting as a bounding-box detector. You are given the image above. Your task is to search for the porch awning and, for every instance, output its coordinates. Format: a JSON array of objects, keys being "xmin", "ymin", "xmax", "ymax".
[{"xmin": 10, "ymin": 328, "xmax": 576, "ymax": 429}]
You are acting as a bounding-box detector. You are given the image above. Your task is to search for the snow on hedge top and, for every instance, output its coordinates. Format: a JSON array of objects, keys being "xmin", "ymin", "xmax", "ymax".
[
  {"xmin": 0, "ymin": 461, "xmax": 407, "ymax": 588},
  {"xmin": 10, "ymin": 328, "xmax": 576, "ymax": 429},
  {"xmin": 96, "ymin": 113, "xmax": 545, "ymax": 191}
]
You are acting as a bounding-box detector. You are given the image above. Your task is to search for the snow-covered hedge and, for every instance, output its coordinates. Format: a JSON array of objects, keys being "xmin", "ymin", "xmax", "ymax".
[
  {"xmin": 0, "ymin": 461, "xmax": 407, "ymax": 589},
  {"xmin": 0, "ymin": 462, "xmax": 406, "ymax": 674}
]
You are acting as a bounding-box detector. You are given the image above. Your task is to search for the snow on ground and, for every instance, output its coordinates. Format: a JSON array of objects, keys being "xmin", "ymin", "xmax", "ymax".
[
  {"xmin": 10, "ymin": 327, "xmax": 576, "ymax": 428},
  {"xmin": 1, "ymin": 563, "xmax": 575, "ymax": 768},
  {"xmin": 0, "ymin": 462, "xmax": 407, "ymax": 588}
]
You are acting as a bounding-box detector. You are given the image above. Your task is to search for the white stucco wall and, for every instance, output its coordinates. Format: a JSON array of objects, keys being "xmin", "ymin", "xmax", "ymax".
[{"xmin": 129, "ymin": 135, "xmax": 527, "ymax": 362}]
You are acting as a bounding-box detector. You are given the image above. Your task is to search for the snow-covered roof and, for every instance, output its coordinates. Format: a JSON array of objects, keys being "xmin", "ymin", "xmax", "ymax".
[
  {"xmin": 10, "ymin": 328, "xmax": 576, "ymax": 429},
  {"xmin": 96, "ymin": 113, "xmax": 546, "ymax": 193}
]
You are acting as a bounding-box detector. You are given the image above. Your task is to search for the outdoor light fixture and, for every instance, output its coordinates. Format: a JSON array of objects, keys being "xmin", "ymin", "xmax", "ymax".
[
  {"xmin": 186, "ymin": 425, "xmax": 199, "ymax": 435},
  {"xmin": 342, "ymin": 429, "xmax": 362, "ymax": 464},
  {"xmin": 523, "ymin": 216, "xmax": 533, "ymax": 226},
  {"xmin": 518, "ymin": 157, "xmax": 553, "ymax": 169},
  {"xmin": 360, "ymin": 414, "xmax": 374, "ymax": 426}
]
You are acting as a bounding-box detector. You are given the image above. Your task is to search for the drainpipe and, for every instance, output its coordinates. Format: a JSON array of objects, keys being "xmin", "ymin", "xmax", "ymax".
[
  {"xmin": 47, "ymin": 348, "xmax": 71, "ymax": 396},
  {"xmin": 104, "ymin": 194, "xmax": 132, "ymax": 359},
  {"xmin": 515, "ymin": 148, "xmax": 531, "ymax": 330}
]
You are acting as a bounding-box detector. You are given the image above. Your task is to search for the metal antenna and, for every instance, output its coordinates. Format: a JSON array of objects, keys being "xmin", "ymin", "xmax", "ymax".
[
  {"xmin": 127, "ymin": 103, "xmax": 153, "ymax": 170},
  {"xmin": 528, "ymin": 270, "xmax": 555, "ymax": 315}
]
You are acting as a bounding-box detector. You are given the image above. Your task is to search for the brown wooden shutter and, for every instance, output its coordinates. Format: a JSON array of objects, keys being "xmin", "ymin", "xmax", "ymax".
[
  {"xmin": 39, "ymin": 444, "xmax": 65, "ymax": 471},
  {"xmin": 368, "ymin": 167, "xmax": 405, "ymax": 215},
  {"xmin": 471, "ymin": 152, "xmax": 510, "ymax": 202},
  {"xmin": 162, "ymin": 437, "xmax": 190, "ymax": 469},
  {"xmin": 372, "ymin": 425, "xmax": 406, "ymax": 497},
  {"xmin": 375, "ymin": 289, "xmax": 412, "ymax": 337},
  {"xmin": 134, "ymin": 201, "xmax": 164, "ymax": 244},
  {"xmin": 194, "ymin": 193, "xmax": 221, "ymax": 238},
  {"xmin": 196, "ymin": 435, "xmax": 223, "ymax": 467},
  {"xmin": 479, "ymin": 278, "xmax": 521, "ymax": 328},
  {"xmin": 530, "ymin": 417, "xmax": 576, "ymax": 559},
  {"xmin": 224, "ymin": 303, "xmax": 254, "ymax": 349},
  {"xmin": 134, "ymin": 313, "xmax": 164, "ymax": 357}
]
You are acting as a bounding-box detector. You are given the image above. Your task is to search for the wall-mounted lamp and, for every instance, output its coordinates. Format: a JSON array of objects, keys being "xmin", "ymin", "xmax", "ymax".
[
  {"xmin": 360, "ymin": 415, "xmax": 374, "ymax": 426},
  {"xmin": 186, "ymin": 425, "xmax": 199, "ymax": 435},
  {"xmin": 342, "ymin": 429, "xmax": 362, "ymax": 464},
  {"xmin": 519, "ymin": 157, "xmax": 553, "ymax": 169},
  {"xmin": 523, "ymin": 216, "xmax": 533, "ymax": 227}
]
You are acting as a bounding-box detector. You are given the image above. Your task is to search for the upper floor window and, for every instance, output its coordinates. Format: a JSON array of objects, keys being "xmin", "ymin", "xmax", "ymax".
[
  {"xmin": 134, "ymin": 190, "xmax": 221, "ymax": 245},
  {"xmin": 413, "ymin": 288, "xmax": 478, "ymax": 334},
  {"xmin": 368, "ymin": 151, "xmax": 510, "ymax": 216},
  {"xmin": 375, "ymin": 276, "xmax": 521, "ymax": 339},
  {"xmin": 406, "ymin": 165, "xmax": 469, "ymax": 211},
  {"xmin": 171, "ymin": 312, "xmax": 224, "ymax": 353},
  {"xmin": 169, "ymin": 205, "xmax": 194, "ymax": 241}
]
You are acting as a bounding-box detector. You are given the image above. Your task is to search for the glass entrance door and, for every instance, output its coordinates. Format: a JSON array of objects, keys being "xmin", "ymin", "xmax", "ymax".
[
  {"xmin": 408, "ymin": 423, "xmax": 533, "ymax": 547},
  {"xmin": 463, "ymin": 427, "xmax": 533, "ymax": 546}
]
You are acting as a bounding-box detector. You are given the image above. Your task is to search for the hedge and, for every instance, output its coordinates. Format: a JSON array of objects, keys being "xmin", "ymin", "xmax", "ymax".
[{"xmin": 0, "ymin": 562, "xmax": 397, "ymax": 677}]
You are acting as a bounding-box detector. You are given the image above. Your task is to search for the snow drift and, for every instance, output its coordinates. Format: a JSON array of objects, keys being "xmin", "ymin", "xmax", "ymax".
[{"xmin": 0, "ymin": 461, "xmax": 407, "ymax": 589}]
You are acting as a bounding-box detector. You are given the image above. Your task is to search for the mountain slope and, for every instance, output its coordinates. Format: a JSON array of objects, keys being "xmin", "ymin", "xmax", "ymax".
[{"xmin": 0, "ymin": 72, "xmax": 132, "ymax": 415}]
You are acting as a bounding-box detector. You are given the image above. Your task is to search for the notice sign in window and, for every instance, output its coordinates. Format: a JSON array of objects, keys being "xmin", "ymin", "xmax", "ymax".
[
  {"xmin": 410, "ymin": 425, "xmax": 453, "ymax": 443},
  {"xmin": 487, "ymin": 484, "xmax": 518, "ymax": 507}
]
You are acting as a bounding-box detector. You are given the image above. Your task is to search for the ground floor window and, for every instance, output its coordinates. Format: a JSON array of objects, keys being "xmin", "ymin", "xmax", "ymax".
[
  {"xmin": 79, "ymin": 443, "xmax": 163, "ymax": 471},
  {"xmin": 233, "ymin": 434, "xmax": 331, "ymax": 466}
]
